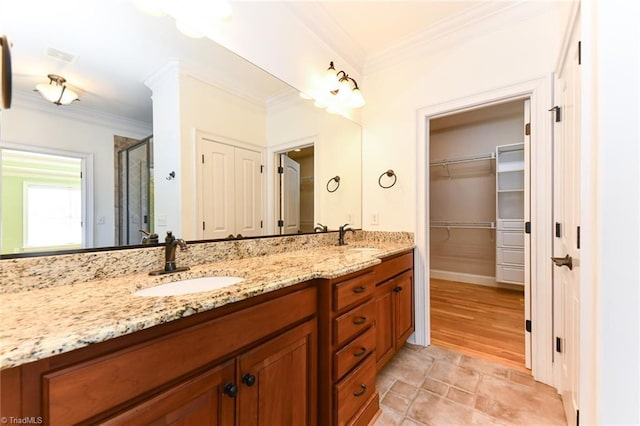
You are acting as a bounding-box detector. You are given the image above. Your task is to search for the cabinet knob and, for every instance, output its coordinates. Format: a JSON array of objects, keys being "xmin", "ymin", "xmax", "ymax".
[
  {"xmin": 223, "ymin": 383, "xmax": 238, "ymax": 398},
  {"xmin": 353, "ymin": 347, "xmax": 367, "ymax": 357},
  {"xmin": 242, "ymin": 373, "xmax": 256, "ymax": 387},
  {"xmin": 353, "ymin": 384, "xmax": 367, "ymax": 397},
  {"xmin": 352, "ymin": 316, "xmax": 367, "ymax": 325},
  {"xmin": 393, "ymin": 286, "xmax": 403, "ymax": 293},
  {"xmin": 352, "ymin": 285, "xmax": 367, "ymax": 294}
]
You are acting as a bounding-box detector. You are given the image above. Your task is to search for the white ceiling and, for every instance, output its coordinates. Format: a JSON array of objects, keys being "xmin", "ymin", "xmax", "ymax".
[
  {"xmin": 321, "ymin": 1, "xmax": 482, "ymax": 54},
  {"xmin": 1, "ymin": 0, "xmax": 497, "ymax": 124}
]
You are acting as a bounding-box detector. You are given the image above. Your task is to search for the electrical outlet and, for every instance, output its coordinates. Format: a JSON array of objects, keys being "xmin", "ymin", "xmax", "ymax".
[
  {"xmin": 96, "ymin": 215, "xmax": 105, "ymax": 225},
  {"xmin": 371, "ymin": 212, "xmax": 379, "ymax": 225},
  {"xmin": 347, "ymin": 213, "xmax": 352, "ymax": 223}
]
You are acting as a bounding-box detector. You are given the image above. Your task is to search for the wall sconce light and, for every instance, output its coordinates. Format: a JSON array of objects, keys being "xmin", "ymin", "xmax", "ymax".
[
  {"xmin": 34, "ymin": 74, "xmax": 79, "ymax": 106},
  {"xmin": 324, "ymin": 61, "xmax": 365, "ymax": 109}
]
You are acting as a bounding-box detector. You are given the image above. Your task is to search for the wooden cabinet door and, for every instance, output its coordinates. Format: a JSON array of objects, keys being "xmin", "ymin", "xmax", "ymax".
[
  {"xmin": 374, "ymin": 280, "xmax": 394, "ymax": 370},
  {"xmin": 394, "ymin": 270, "xmax": 415, "ymax": 350},
  {"xmin": 236, "ymin": 320, "xmax": 316, "ymax": 426},
  {"xmin": 103, "ymin": 361, "xmax": 235, "ymax": 426}
]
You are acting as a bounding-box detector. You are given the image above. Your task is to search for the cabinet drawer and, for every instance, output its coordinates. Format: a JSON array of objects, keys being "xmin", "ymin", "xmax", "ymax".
[
  {"xmin": 335, "ymin": 354, "xmax": 376, "ymax": 426},
  {"xmin": 333, "ymin": 326, "xmax": 376, "ymax": 381},
  {"xmin": 496, "ymin": 265, "xmax": 524, "ymax": 284},
  {"xmin": 333, "ymin": 271, "xmax": 375, "ymax": 312},
  {"xmin": 334, "ymin": 300, "xmax": 375, "ymax": 347},
  {"xmin": 43, "ymin": 287, "xmax": 317, "ymax": 425},
  {"xmin": 374, "ymin": 251, "xmax": 413, "ymax": 285},
  {"xmin": 497, "ymin": 247, "xmax": 524, "ymax": 265},
  {"xmin": 497, "ymin": 219, "xmax": 524, "ymax": 230},
  {"xmin": 497, "ymin": 230, "xmax": 524, "ymax": 248}
]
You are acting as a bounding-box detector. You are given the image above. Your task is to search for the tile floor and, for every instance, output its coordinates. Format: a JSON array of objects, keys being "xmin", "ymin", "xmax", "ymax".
[{"xmin": 374, "ymin": 344, "xmax": 567, "ymax": 425}]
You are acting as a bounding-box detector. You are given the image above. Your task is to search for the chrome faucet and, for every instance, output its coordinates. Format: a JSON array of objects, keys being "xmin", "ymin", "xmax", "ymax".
[
  {"xmin": 338, "ymin": 224, "xmax": 355, "ymax": 246},
  {"xmin": 314, "ymin": 223, "xmax": 328, "ymax": 233},
  {"xmin": 149, "ymin": 231, "xmax": 189, "ymax": 275}
]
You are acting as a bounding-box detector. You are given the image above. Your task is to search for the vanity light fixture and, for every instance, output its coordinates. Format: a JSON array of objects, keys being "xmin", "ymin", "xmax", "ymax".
[
  {"xmin": 323, "ymin": 61, "xmax": 366, "ymax": 109},
  {"xmin": 34, "ymin": 74, "xmax": 79, "ymax": 106}
]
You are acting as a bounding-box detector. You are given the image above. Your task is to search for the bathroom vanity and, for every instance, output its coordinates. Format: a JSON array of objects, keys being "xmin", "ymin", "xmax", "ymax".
[{"xmin": 0, "ymin": 234, "xmax": 414, "ymax": 425}]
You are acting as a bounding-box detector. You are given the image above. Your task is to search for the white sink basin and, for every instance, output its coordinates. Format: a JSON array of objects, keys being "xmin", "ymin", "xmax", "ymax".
[{"xmin": 135, "ymin": 276, "xmax": 244, "ymax": 297}]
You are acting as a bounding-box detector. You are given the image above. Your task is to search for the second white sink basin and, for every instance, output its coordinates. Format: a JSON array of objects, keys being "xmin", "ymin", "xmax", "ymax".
[{"xmin": 135, "ymin": 276, "xmax": 244, "ymax": 297}]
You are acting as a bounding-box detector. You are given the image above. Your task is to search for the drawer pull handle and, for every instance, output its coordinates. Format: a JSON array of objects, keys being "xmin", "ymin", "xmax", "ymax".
[
  {"xmin": 352, "ymin": 286, "xmax": 366, "ymax": 294},
  {"xmin": 242, "ymin": 373, "xmax": 256, "ymax": 387},
  {"xmin": 353, "ymin": 384, "xmax": 367, "ymax": 397},
  {"xmin": 352, "ymin": 316, "xmax": 367, "ymax": 325},
  {"xmin": 393, "ymin": 286, "xmax": 403, "ymax": 293},
  {"xmin": 223, "ymin": 383, "xmax": 238, "ymax": 398},
  {"xmin": 353, "ymin": 347, "xmax": 367, "ymax": 357}
]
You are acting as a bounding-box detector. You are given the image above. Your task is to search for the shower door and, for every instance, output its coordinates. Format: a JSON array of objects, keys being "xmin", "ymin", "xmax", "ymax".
[{"xmin": 118, "ymin": 139, "xmax": 151, "ymax": 245}]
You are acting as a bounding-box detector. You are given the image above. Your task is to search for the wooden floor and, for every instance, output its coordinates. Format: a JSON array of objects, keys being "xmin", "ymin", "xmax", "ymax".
[{"xmin": 430, "ymin": 279, "xmax": 528, "ymax": 372}]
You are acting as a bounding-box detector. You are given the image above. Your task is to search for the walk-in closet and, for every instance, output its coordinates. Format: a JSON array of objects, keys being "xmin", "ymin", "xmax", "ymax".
[{"xmin": 429, "ymin": 99, "xmax": 530, "ymax": 371}]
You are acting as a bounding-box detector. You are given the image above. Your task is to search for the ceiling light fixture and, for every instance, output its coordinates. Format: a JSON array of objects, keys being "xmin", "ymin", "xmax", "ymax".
[
  {"xmin": 34, "ymin": 74, "xmax": 79, "ymax": 106},
  {"xmin": 323, "ymin": 61, "xmax": 365, "ymax": 109}
]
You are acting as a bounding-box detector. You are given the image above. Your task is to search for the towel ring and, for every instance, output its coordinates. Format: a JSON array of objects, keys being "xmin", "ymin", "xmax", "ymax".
[
  {"xmin": 326, "ymin": 176, "xmax": 340, "ymax": 193},
  {"xmin": 378, "ymin": 170, "xmax": 397, "ymax": 189}
]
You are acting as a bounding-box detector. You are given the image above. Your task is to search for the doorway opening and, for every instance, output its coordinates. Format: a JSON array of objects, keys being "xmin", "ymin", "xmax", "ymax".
[
  {"xmin": 275, "ymin": 145, "xmax": 315, "ymax": 235},
  {"xmin": 427, "ymin": 99, "xmax": 531, "ymax": 372},
  {"xmin": 1, "ymin": 146, "xmax": 90, "ymax": 253}
]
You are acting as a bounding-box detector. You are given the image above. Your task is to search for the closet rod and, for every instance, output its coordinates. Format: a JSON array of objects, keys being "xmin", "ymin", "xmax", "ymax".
[
  {"xmin": 429, "ymin": 221, "xmax": 496, "ymax": 229},
  {"xmin": 429, "ymin": 152, "xmax": 495, "ymax": 167}
]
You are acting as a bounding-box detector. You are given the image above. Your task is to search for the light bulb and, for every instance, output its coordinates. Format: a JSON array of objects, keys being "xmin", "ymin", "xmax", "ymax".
[
  {"xmin": 349, "ymin": 88, "xmax": 366, "ymax": 108},
  {"xmin": 324, "ymin": 63, "xmax": 340, "ymax": 92}
]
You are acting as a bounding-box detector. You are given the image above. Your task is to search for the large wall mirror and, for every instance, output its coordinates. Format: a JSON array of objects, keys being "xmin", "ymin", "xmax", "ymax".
[{"xmin": 0, "ymin": 0, "xmax": 362, "ymax": 256}]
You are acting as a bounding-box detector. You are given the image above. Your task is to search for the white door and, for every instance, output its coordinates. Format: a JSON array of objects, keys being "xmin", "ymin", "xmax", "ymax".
[
  {"xmin": 234, "ymin": 147, "xmax": 262, "ymax": 238},
  {"xmin": 279, "ymin": 154, "xmax": 300, "ymax": 235},
  {"xmin": 553, "ymin": 15, "xmax": 581, "ymax": 426},
  {"xmin": 200, "ymin": 139, "xmax": 235, "ymax": 240}
]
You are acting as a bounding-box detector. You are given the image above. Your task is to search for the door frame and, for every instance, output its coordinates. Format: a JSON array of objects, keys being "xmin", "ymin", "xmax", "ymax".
[
  {"xmin": 267, "ymin": 136, "xmax": 316, "ymax": 235},
  {"xmin": 415, "ymin": 76, "xmax": 556, "ymax": 386},
  {"xmin": 0, "ymin": 142, "xmax": 94, "ymax": 250}
]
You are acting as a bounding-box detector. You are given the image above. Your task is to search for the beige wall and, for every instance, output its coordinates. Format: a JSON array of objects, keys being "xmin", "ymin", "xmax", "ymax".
[{"xmin": 361, "ymin": 3, "xmax": 571, "ymax": 232}]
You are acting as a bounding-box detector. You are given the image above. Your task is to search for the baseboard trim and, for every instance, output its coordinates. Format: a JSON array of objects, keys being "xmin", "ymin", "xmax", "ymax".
[{"xmin": 430, "ymin": 269, "xmax": 523, "ymax": 291}]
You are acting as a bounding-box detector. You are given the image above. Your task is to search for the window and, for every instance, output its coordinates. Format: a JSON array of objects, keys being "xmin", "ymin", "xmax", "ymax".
[{"xmin": 24, "ymin": 183, "xmax": 82, "ymax": 248}]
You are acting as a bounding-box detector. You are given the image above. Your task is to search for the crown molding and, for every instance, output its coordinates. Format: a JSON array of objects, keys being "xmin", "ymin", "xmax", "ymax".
[
  {"xmin": 10, "ymin": 91, "xmax": 152, "ymax": 138},
  {"xmin": 180, "ymin": 62, "xmax": 268, "ymax": 109},
  {"xmin": 363, "ymin": 1, "xmax": 552, "ymax": 75},
  {"xmin": 284, "ymin": 2, "xmax": 366, "ymax": 74}
]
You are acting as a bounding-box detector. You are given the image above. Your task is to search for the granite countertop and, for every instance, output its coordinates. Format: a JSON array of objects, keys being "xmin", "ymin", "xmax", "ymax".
[{"xmin": 0, "ymin": 242, "xmax": 413, "ymax": 370}]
